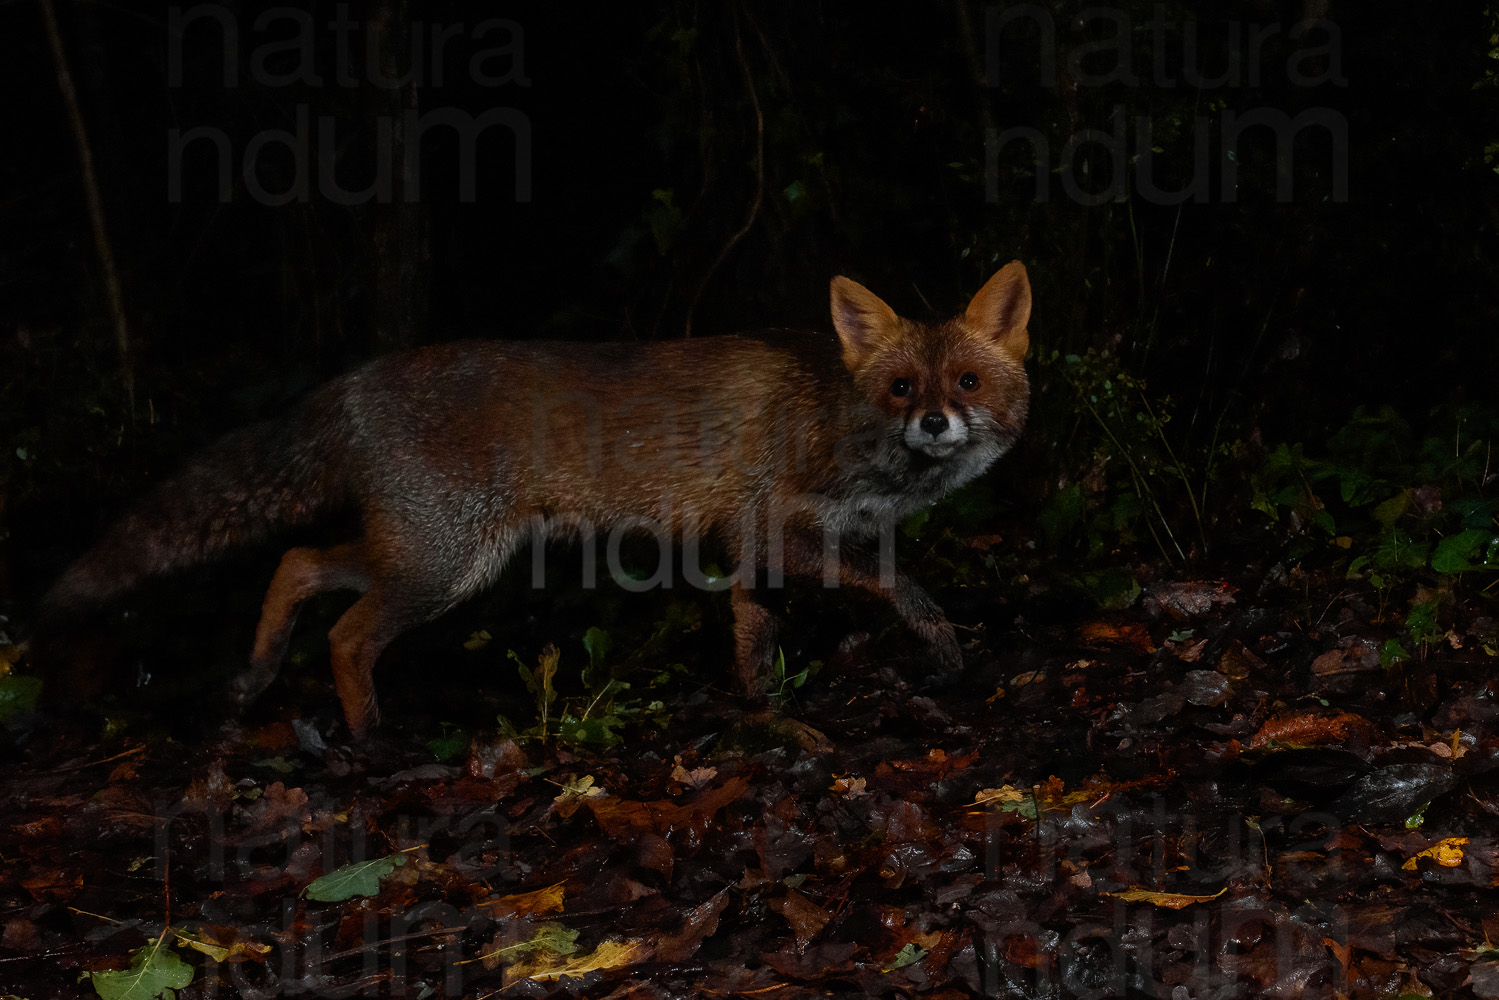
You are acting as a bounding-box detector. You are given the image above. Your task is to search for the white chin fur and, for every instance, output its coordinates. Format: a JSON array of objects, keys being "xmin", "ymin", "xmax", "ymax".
[{"xmin": 904, "ymin": 416, "xmax": 969, "ymax": 457}]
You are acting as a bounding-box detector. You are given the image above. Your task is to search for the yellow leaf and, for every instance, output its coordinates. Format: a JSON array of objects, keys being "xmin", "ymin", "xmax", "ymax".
[
  {"xmin": 552, "ymin": 775, "xmax": 605, "ymax": 819},
  {"xmin": 1105, "ymin": 886, "xmax": 1227, "ymax": 909},
  {"xmin": 173, "ymin": 928, "xmax": 271, "ymax": 963},
  {"xmin": 485, "ymin": 881, "xmax": 566, "ymax": 916},
  {"xmin": 1402, "ymin": 837, "xmax": 1468, "ymax": 870},
  {"xmin": 829, "ymin": 775, "xmax": 867, "ymax": 797},
  {"xmin": 0, "ymin": 642, "xmax": 22, "ymax": 677},
  {"xmin": 507, "ymin": 939, "xmax": 647, "ymax": 981},
  {"xmin": 972, "ymin": 785, "xmax": 1026, "ymax": 807}
]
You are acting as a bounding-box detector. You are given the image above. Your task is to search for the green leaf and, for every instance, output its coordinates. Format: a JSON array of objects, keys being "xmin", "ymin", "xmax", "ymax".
[
  {"xmin": 427, "ymin": 727, "xmax": 470, "ymax": 762},
  {"xmin": 1455, "ymin": 497, "xmax": 1496, "ymax": 531},
  {"xmin": 1038, "ymin": 484, "xmax": 1084, "ymax": 545},
  {"xmin": 1373, "ymin": 530, "xmax": 1427, "ymax": 572},
  {"xmin": 1081, "ymin": 568, "xmax": 1141, "ymax": 610},
  {"xmin": 1405, "ymin": 599, "xmax": 1443, "ymax": 646},
  {"xmin": 900, "ymin": 506, "xmax": 932, "ymax": 539},
  {"xmin": 646, "ymin": 189, "xmax": 684, "ymax": 254},
  {"xmin": 882, "ymin": 941, "xmax": 927, "ymax": 972},
  {"xmin": 1380, "ymin": 639, "xmax": 1410, "ymax": 670},
  {"xmin": 1432, "ymin": 529, "xmax": 1496, "ymax": 574},
  {"xmin": 1371, "ymin": 492, "xmax": 1410, "ymax": 530},
  {"xmin": 1002, "ymin": 795, "xmax": 1038, "ymax": 820},
  {"xmin": 304, "ymin": 854, "xmax": 407, "ymax": 902},
  {"xmin": 557, "ymin": 716, "xmax": 621, "ymax": 746},
  {"xmin": 90, "ymin": 940, "xmax": 194, "ymax": 1000},
  {"xmin": 0, "ymin": 674, "xmax": 42, "ymax": 723},
  {"xmin": 1338, "ymin": 469, "xmax": 1377, "ymax": 505},
  {"xmin": 582, "ymin": 627, "xmax": 612, "ymax": 675}
]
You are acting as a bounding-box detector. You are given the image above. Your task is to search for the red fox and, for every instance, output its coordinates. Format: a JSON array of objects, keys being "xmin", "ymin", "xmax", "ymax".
[{"xmin": 43, "ymin": 263, "xmax": 1031, "ymax": 735}]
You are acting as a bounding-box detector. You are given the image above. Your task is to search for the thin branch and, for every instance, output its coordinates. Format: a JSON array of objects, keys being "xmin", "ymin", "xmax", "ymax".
[
  {"xmin": 683, "ymin": 1, "xmax": 763, "ymax": 338},
  {"xmin": 40, "ymin": 0, "xmax": 134, "ymax": 422}
]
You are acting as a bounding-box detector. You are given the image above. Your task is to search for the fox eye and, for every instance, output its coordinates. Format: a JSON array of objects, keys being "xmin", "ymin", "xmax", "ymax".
[
  {"xmin": 959, "ymin": 372, "xmax": 980, "ymax": 391},
  {"xmin": 890, "ymin": 378, "xmax": 912, "ymax": 398}
]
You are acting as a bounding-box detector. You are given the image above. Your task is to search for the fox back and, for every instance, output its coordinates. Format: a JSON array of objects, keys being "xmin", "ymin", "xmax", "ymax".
[{"xmin": 44, "ymin": 262, "xmax": 1032, "ymax": 734}]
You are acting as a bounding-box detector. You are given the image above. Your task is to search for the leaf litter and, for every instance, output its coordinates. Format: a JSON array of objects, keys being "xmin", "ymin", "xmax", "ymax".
[{"xmin": 1, "ymin": 568, "xmax": 1497, "ymax": 998}]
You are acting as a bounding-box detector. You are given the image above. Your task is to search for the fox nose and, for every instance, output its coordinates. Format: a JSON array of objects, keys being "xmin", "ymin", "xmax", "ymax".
[{"xmin": 919, "ymin": 412, "xmax": 949, "ymax": 437}]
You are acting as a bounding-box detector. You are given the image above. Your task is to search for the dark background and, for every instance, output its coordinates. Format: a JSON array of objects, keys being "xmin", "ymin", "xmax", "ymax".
[{"xmin": 1, "ymin": 0, "xmax": 1496, "ymax": 605}]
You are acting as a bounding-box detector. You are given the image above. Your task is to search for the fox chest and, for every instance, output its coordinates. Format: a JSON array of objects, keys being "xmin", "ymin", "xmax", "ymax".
[{"xmin": 816, "ymin": 450, "xmax": 990, "ymax": 538}]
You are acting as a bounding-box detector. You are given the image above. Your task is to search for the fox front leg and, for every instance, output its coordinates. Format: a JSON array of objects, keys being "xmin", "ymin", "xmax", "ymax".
[
  {"xmin": 781, "ymin": 530, "xmax": 963, "ymax": 677},
  {"xmin": 730, "ymin": 581, "xmax": 781, "ymax": 696}
]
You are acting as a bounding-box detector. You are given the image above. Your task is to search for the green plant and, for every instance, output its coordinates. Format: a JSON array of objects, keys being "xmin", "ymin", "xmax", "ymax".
[
  {"xmin": 1043, "ymin": 349, "xmax": 1216, "ymax": 565},
  {"xmin": 771, "ymin": 647, "xmax": 812, "ymax": 699},
  {"xmin": 1251, "ymin": 404, "xmax": 1499, "ymax": 624},
  {"xmin": 509, "ymin": 643, "xmax": 560, "ymax": 740}
]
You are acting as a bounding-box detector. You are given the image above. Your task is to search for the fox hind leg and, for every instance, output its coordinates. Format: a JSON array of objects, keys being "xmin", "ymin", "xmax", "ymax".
[
  {"xmin": 326, "ymin": 515, "xmax": 528, "ymax": 736},
  {"xmin": 231, "ymin": 542, "xmax": 370, "ymax": 710},
  {"xmin": 326, "ymin": 585, "xmax": 466, "ymax": 737}
]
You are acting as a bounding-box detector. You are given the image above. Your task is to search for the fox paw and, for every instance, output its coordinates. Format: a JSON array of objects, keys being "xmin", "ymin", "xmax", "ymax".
[
  {"xmin": 924, "ymin": 625, "xmax": 964, "ymax": 678},
  {"xmin": 226, "ymin": 663, "xmax": 277, "ymax": 712}
]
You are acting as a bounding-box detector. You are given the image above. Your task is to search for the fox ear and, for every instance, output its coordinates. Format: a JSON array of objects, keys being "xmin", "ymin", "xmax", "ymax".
[
  {"xmin": 831, "ymin": 276, "xmax": 900, "ymax": 371},
  {"xmin": 964, "ymin": 261, "xmax": 1031, "ymax": 361}
]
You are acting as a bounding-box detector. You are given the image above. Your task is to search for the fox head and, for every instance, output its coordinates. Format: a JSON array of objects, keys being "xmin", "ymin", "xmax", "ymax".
[{"xmin": 830, "ymin": 262, "xmax": 1032, "ymax": 464}]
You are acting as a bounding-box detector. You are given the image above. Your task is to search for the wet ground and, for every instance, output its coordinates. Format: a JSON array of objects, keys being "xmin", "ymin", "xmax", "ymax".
[{"xmin": 2, "ymin": 570, "xmax": 1498, "ymax": 998}]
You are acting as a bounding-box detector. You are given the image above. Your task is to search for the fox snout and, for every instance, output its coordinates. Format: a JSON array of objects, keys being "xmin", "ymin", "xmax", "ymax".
[{"xmin": 905, "ymin": 407, "xmax": 970, "ymax": 457}]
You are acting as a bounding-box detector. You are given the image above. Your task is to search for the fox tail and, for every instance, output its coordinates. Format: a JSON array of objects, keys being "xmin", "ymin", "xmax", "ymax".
[{"xmin": 41, "ymin": 407, "xmax": 347, "ymax": 617}]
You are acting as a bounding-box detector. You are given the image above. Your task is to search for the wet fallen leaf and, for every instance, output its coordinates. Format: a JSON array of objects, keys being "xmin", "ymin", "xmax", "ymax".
[
  {"xmin": 1402, "ymin": 837, "xmax": 1468, "ymax": 870},
  {"xmin": 553, "ymin": 774, "xmax": 605, "ymax": 818},
  {"xmin": 769, "ymin": 889, "xmax": 830, "ymax": 952},
  {"xmin": 506, "ymin": 938, "xmax": 647, "ymax": 982},
  {"xmin": 303, "ymin": 854, "xmax": 407, "ymax": 902},
  {"xmin": 1249, "ymin": 711, "xmax": 1371, "ymax": 751},
  {"xmin": 1078, "ymin": 620, "xmax": 1157, "ymax": 652},
  {"xmin": 483, "ymin": 881, "xmax": 566, "ymax": 917},
  {"xmin": 972, "ymin": 786, "xmax": 1027, "ymax": 808},
  {"xmin": 1104, "ymin": 886, "xmax": 1228, "ymax": 908},
  {"xmin": 670, "ymin": 757, "xmax": 717, "ymax": 789},
  {"xmin": 172, "ymin": 927, "xmax": 271, "ymax": 964},
  {"xmin": 830, "ymin": 775, "xmax": 867, "ymax": 797},
  {"xmin": 1142, "ymin": 580, "xmax": 1237, "ymax": 619},
  {"xmin": 883, "ymin": 941, "xmax": 927, "ymax": 972},
  {"xmin": 88, "ymin": 938, "xmax": 193, "ymax": 1000}
]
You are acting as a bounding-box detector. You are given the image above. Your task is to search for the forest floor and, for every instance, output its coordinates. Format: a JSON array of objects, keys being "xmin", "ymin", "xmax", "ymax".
[{"xmin": 1, "ymin": 558, "xmax": 1498, "ymax": 999}]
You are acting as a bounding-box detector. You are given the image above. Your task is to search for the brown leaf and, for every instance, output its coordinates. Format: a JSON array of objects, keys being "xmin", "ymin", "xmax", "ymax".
[
  {"xmin": 1105, "ymin": 886, "xmax": 1227, "ymax": 908},
  {"xmin": 1249, "ymin": 712, "xmax": 1372, "ymax": 751},
  {"xmin": 1218, "ymin": 639, "xmax": 1266, "ymax": 679},
  {"xmin": 1311, "ymin": 638, "xmax": 1381, "ymax": 676},
  {"xmin": 1142, "ymin": 580, "xmax": 1237, "ymax": 620},
  {"xmin": 768, "ymin": 889, "xmax": 830, "ymax": 951},
  {"xmin": 586, "ymin": 775, "xmax": 751, "ymax": 841},
  {"xmin": 1172, "ymin": 638, "xmax": 1210, "ymax": 663},
  {"xmin": 505, "ymin": 938, "xmax": 649, "ymax": 982},
  {"xmin": 651, "ymin": 890, "xmax": 731, "ymax": 963},
  {"xmin": 484, "ymin": 881, "xmax": 566, "ymax": 917},
  {"xmin": 1078, "ymin": 620, "xmax": 1157, "ymax": 653},
  {"xmin": 20, "ymin": 869, "xmax": 82, "ymax": 903},
  {"xmin": 761, "ymin": 940, "xmax": 856, "ymax": 978},
  {"xmin": 88, "ymin": 785, "xmax": 157, "ymax": 833},
  {"xmin": 241, "ymin": 782, "xmax": 311, "ymax": 833}
]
